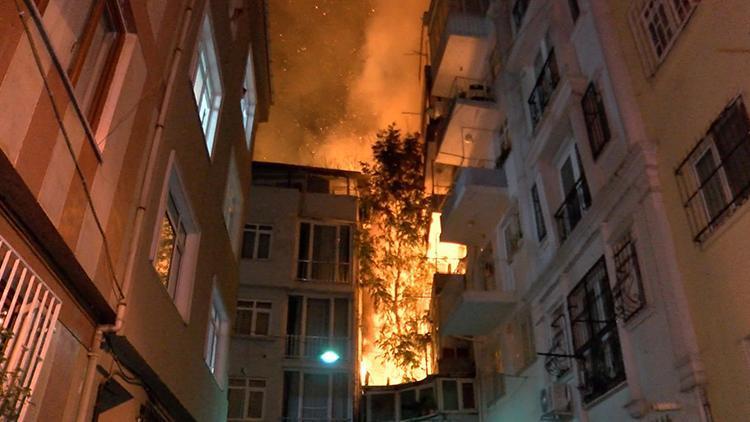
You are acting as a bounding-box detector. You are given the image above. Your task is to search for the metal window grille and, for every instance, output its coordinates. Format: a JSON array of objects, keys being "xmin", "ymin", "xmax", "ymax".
[
  {"xmin": 581, "ymin": 82, "xmax": 612, "ymax": 160},
  {"xmin": 612, "ymin": 233, "xmax": 646, "ymax": 321},
  {"xmin": 554, "ymin": 175, "xmax": 592, "ymax": 242},
  {"xmin": 528, "ymin": 49, "xmax": 560, "ymax": 128},
  {"xmin": 675, "ymin": 97, "xmax": 750, "ymax": 243},
  {"xmin": 544, "ymin": 307, "xmax": 571, "ymax": 378},
  {"xmin": 629, "ymin": 0, "xmax": 700, "ymax": 74},
  {"xmin": 567, "ymin": 258, "xmax": 625, "ymax": 403},
  {"xmin": 0, "ymin": 237, "xmax": 62, "ymax": 419}
]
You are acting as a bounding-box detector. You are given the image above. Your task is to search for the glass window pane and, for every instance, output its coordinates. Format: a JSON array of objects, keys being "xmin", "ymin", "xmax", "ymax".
[
  {"xmin": 242, "ymin": 229, "xmax": 256, "ymax": 258},
  {"xmin": 283, "ymin": 371, "xmax": 300, "ymax": 418},
  {"xmin": 234, "ymin": 308, "xmax": 253, "ymax": 335},
  {"xmin": 254, "ymin": 312, "xmax": 270, "ymax": 335},
  {"xmin": 302, "ymin": 373, "xmax": 329, "ymax": 419},
  {"xmin": 257, "ymin": 233, "xmax": 271, "ymax": 259},
  {"xmin": 695, "ymin": 151, "xmax": 726, "ymax": 220},
  {"xmin": 332, "ymin": 373, "xmax": 349, "ymax": 419},
  {"xmin": 461, "ymin": 382, "xmax": 476, "ymax": 409},
  {"xmin": 400, "ymin": 389, "xmax": 419, "ymax": 419},
  {"xmin": 442, "ymin": 380, "xmax": 459, "ymax": 410},
  {"xmin": 247, "ymin": 390, "xmax": 264, "ymax": 418},
  {"xmin": 370, "ymin": 393, "xmax": 395, "ymax": 422},
  {"xmin": 155, "ymin": 213, "xmax": 176, "ymax": 286},
  {"xmin": 227, "ymin": 387, "xmax": 245, "ymax": 419}
]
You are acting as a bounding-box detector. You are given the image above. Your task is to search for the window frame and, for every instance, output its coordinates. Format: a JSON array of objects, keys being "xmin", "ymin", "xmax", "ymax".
[
  {"xmin": 296, "ymin": 222, "xmax": 353, "ymax": 283},
  {"xmin": 629, "ymin": 0, "xmax": 699, "ymax": 74},
  {"xmin": 205, "ymin": 282, "xmax": 230, "ymax": 384},
  {"xmin": 234, "ymin": 299, "xmax": 272, "ymax": 337},
  {"xmin": 282, "ymin": 370, "xmax": 352, "ymax": 420},
  {"xmin": 223, "ymin": 154, "xmax": 244, "ymax": 255},
  {"xmin": 439, "ymin": 378, "xmax": 476, "ymax": 411},
  {"xmin": 151, "ymin": 155, "xmax": 200, "ymax": 321},
  {"xmin": 190, "ymin": 9, "xmax": 224, "ymax": 158},
  {"xmin": 228, "ymin": 377, "xmax": 266, "ymax": 421},
  {"xmin": 531, "ymin": 183, "xmax": 548, "ymax": 242},
  {"xmin": 241, "ymin": 224, "xmax": 273, "ymax": 260},
  {"xmin": 581, "ymin": 81, "xmax": 612, "ymax": 160},
  {"xmin": 241, "ymin": 46, "xmax": 258, "ymax": 150},
  {"xmin": 612, "ymin": 231, "xmax": 647, "ymax": 322}
]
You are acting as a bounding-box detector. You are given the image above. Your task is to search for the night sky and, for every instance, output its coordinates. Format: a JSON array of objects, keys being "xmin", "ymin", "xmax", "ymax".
[{"xmin": 253, "ymin": 0, "xmax": 428, "ymax": 170}]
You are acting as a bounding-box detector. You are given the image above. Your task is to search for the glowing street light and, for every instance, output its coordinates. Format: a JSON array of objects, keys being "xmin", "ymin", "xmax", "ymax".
[{"xmin": 320, "ymin": 350, "xmax": 340, "ymax": 364}]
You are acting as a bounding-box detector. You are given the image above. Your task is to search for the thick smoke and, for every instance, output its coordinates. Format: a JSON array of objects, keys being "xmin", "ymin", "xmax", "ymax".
[{"xmin": 253, "ymin": 0, "xmax": 428, "ymax": 170}]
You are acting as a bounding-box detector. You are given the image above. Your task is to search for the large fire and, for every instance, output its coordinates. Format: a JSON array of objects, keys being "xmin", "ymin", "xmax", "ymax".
[{"xmin": 359, "ymin": 213, "xmax": 466, "ymax": 386}]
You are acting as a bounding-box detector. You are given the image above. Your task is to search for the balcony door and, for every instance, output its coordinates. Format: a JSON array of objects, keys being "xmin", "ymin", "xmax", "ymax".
[
  {"xmin": 286, "ymin": 296, "xmax": 350, "ymax": 359},
  {"xmin": 556, "ymin": 144, "xmax": 590, "ymax": 240}
]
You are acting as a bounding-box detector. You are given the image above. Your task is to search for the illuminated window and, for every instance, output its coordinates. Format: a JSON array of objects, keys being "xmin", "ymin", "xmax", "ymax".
[
  {"xmin": 152, "ymin": 157, "xmax": 198, "ymax": 320},
  {"xmin": 296, "ymin": 223, "xmax": 351, "ymax": 283},
  {"xmin": 228, "ymin": 378, "xmax": 265, "ymax": 421},
  {"xmin": 630, "ymin": 0, "xmax": 699, "ymax": 73},
  {"xmin": 241, "ymin": 48, "xmax": 258, "ymax": 149},
  {"xmin": 242, "ymin": 224, "xmax": 272, "ymax": 259},
  {"xmin": 234, "ymin": 300, "xmax": 271, "ymax": 336},
  {"xmin": 191, "ymin": 11, "xmax": 223, "ymax": 156}
]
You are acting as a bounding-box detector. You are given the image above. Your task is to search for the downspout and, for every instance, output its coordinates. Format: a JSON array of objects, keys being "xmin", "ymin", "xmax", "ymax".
[{"xmin": 74, "ymin": 2, "xmax": 196, "ymax": 421}]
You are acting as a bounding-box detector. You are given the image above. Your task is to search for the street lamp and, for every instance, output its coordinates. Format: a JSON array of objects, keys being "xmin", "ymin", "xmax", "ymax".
[{"xmin": 320, "ymin": 350, "xmax": 340, "ymax": 364}]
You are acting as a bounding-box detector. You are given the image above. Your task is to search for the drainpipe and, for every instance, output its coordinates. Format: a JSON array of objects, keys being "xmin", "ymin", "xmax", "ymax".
[{"xmin": 74, "ymin": 1, "xmax": 197, "ymax": 421}]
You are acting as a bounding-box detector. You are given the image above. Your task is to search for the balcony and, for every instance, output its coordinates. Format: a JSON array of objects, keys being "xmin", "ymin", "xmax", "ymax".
[
  {"xmin": 440, "ymin": 167, "xmax": 509, "ymax": 246},
  {"xmin": 284, "ymin": 335, "xmax": 351, "ymax": 362},
  {"xmin": 554, "ymin": 176, "xmax": 591, "ymax": 242},
  {"xmin": 433, "ymin": 274, "xmax": 515, "ymax": 337},
  {"xmin": 528, "ymin": 49, "xmax": 560, "ymax": 128},
  {"xmin": 434, "ymin": 78, "xmax": 504, "ymax": 168},
  {"xmin": 363, "ymin": 375, "xmax": 477, "ymax": 421},
  {"xmin": 427, "ymin": 0, "xmax": 494, "ymax": 98}
]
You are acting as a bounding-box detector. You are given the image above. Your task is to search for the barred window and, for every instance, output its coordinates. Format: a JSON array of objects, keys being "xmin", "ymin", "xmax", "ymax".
[
  {"xmin": 544, "ymin": 305, "xmax": 571, "ymax": 378},
  {"xmin": 612, "ymin": 233, "xmax": 646, "ymax": 321},
  {"xmin": 567, "ymin": 258, "xmax": 625, "ymax": 403},
  {"xmin": 675, "ymin": 97, "xmax": 750, "ymax": 242},
  {"xmin": 581, "ymin": 82, "xmax": 611, "ymax": 160},
  {"xmin": 630, "ymin": 0, "xmax": 699, "ymax": 73}
]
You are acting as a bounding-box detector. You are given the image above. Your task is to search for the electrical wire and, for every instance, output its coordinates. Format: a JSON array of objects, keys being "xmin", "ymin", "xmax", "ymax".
[{"xmin": 14, "ymin": 0, "xmax": 125, "ymax": 301}]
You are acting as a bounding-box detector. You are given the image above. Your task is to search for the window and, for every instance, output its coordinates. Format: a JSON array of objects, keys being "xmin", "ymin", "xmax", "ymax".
[
  {"xmin": 630, "ymin": 0, "xmax": 699, "ymax": 73},
  {"xmin": 153, "ymin": 159, "xmax": 199, "ymax": 319},
  {"xmin": 568, "ymin": 0, "xmax": 580, "ymax": 22},
  {"xmin": 285, "ymin": 296, "xmax": 350, "ymax": 361},
  {"xmin": 511, "ymin": 0, "xmax": 530, "ymax": 32},
  {"xmin": 503, "ymin": 211, "xmax": 523, "ymax": 261},
  {"xmin": 191, "ymin": 11, "xmax": 223, "ymax": 156},
  {"xmin": 441, "ymin": 379, "xmax": 475, "ymax": 411},
  {"xmin": 296, "ymin": 223, "xmax": 352, "ymax": 283},
  {"xmin": 283, "ymin": 371, "xmax": 350, "ymax": 420},
  {"xmin": 241, "ymin": 48, "xmax": 258, "ymax": 149},
  {"xmin": 205, "ymin": 284, "xmax": 229, "ymax": 379},
  {"xmin": 223, "ymin": 156, "xmax": 243, "ymax": 254},
  {"xmin": 528, "ymin": 40, "xmax": 560, "ymax": 128},
  {"xmin": 531, "ymin": 184, "xmax": 547, "ymax": 242},
  {"xmin": 567, "ymin": 258, "xmax": 625, "ymax": 403},
  {"xmin": 544, "ymin": 305, "xmax": 572, "ymax": 378},
  {"xmin": 581, "ymin": 82, "xmax": 611, "ymax": 160},
  {"xmin": 65, "ymin": 0, "xmax": 131, "ymax": 134},
  {"xmin": 228, "ymin": 378, "xmax": 265, "ymax": 421},
  {"xmin": 554, "ymin": 146, "xmax": 591, "ymax": 242},
  {"xmin": 612, "ymin": 232, "xmax": 646, "ymax": 321},
  {"xmin": 676, "ymin": 97, "xmax": 750, "ymax": 242},
  {"xmin": 241, "ymin": 225, "xmax": 272, "ymax": 259},
  {"xmin": 0, "ymin": 237, "xmax": 62, "ymax": 420},
  {"xmin": 234, "ymin": 300, "xmax": 271, "ymax": 336}
]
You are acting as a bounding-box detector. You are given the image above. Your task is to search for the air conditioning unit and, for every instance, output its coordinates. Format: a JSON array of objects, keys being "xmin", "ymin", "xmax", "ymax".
[{"xmin": 540, "ymin": 383, "xmax": 572, "ymax": 417}]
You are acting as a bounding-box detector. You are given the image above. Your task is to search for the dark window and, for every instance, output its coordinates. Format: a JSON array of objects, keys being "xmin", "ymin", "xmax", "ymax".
[
  {"xmin": 241, "ymin": 224, "xmax": 272, "ymax": 259},
  {"xmin": 555, "ymin": 148, "xmax": 591, "ymax": 242},
  {"xmin": 297, "ymin": 223, "xmax": 352, "ymax": 283},
  {"xmin": 528, "ymin": 49, "xmax": 560, "ymax": 127},
  {"xmin": 612, "ymin": 233, "xmax": 646, "ymax": 321},
  {"xmin": 568, "ymin": 0, "xmax": 580, "ymax": 22},
  {"xmin": 582, "ymin": 82, "xmax": 611, "ymax": 159},
  {"xmin": 676, "ymin": 97, "xmax": 750, "ymax": 242},
  {"xmin": 567, "ymin": 258, "xmax": 625, "ymax": 403},
  {"xmin": 442, "ymin": 380, "xmax": 459, "ymax": 410},
  {"xmin": 511, "ymin": 0, "xmax": 530, "ymax": 31},
  {"xmin": 461, "ymin": 382, "xmax": 476, "ymax": 409},
  {"xmin": 531, "ymin": 184, "xmax": 547, "ymax": 241}
]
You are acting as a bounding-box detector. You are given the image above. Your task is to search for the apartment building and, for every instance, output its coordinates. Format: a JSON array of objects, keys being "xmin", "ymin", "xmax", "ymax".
[
  {"xmin": 0, "ymin": 0, "xmax": 269, "ymax": 420},
  {"xmin": 420, "ymin": 0, "xmax": 717, "ymax": 420},
  {"xmin": 228, "ymin": 162, "xmax": 361, "ymax": 422},
  {"xmin": 602, "ymin": 1, "xmax": 750, "ymax": 420}
]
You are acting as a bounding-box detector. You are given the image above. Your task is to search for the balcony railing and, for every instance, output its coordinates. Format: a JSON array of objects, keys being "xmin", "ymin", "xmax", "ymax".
[
  {"xmin": 285, "ymin": 335, "xmax": 350, "ymax": 361},
  {"xmin": 554, "ymin": 176, "xmax": 591, "ymax": 242},
  {"xmin": 528, "ymin": 50, "xmax": 560, "ymax": 128}
]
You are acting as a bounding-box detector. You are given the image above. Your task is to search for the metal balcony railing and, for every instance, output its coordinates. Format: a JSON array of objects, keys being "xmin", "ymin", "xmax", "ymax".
[
  {"xmin": 554, "ymin": 176, "xmax": 591, "ymax": 242},
  {"xmin": 528, "ymin": 49, "xmax": 560, "ymax": 128},
  {"xmin": 284, "ymin": 335, "xmax": 350, "ymax": 361}
]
